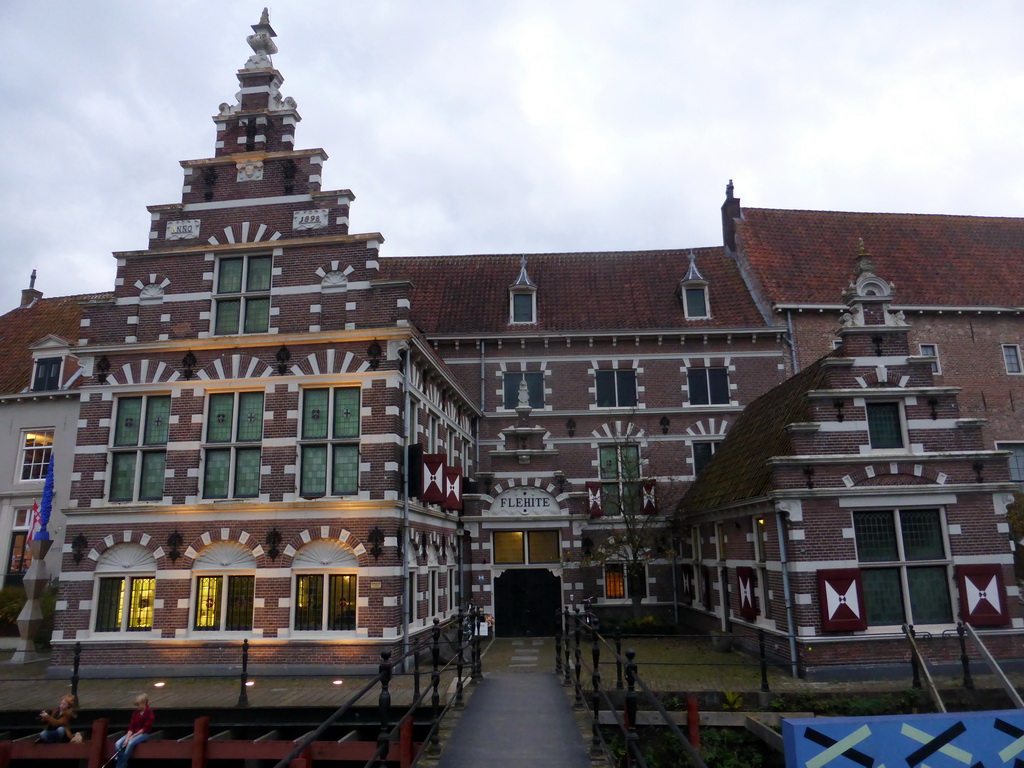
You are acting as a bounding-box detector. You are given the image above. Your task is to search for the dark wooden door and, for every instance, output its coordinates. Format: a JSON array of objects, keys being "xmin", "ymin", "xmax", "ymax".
[{"xmin": 493, "ymin": 568, "xmax": 560, "ymax": 637}]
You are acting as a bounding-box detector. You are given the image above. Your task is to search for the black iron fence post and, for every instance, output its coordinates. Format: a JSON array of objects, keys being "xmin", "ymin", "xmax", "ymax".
[
  {"xmin": 237, "ymin": 638, "xmax": 250, "ymax": 707},
  {"xmin": 758, "ymin": 629, "xmax": 770, "ymax": 693},
  {"xmin": 573, "ymin": 608, "xmax": 583, "ymax": 708},
  {"xmin": 455, "ymin": 607, "xmax": 465, "ymax": 707},
  {"xmin": 625, "ymin": 649, "xmax": 639, "ymax": 765},
  {"xmin": 471, "ymin": 605, "xmax": 483, "ymax": 683},
  {"xmin": 413, "ymin": 644, "xmax": 421, "ymax": 702},
  {"xmin": 70, "ymin": 641, "xmax": 81, "ymax": 702},
  {"xmin": 957, "ymin": 621, "xmax": 974, "ymax": 690},
  {"xmin": 563, "ymin": 607, "xmax": 572, "ymax": 686},
  {"xmin": 615, "ymin": 628, "xmax": 624, "ymax": 690},
  {"xmin": 429, "ymin": 619, "xmax": 441, "ymax": 755},
  {"xmin": 590, "ymin": 617, "xmax": 602, "ymax": 756},
  {"xmin": 555, "ymin": 612, "xmax": 563, "ymax": 675},
  {"xmin": 376, "ymin": 649, "xmax": 393, "ymax": 767}
]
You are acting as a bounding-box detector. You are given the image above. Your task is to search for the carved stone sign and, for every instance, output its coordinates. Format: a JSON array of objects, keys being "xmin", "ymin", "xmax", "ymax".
[
  {"xmin": 488, "ymin": 486, "xmax": 558, "ymax": 516},
  {"xmin": 293, "ymin": 209, "xmax": 329, "ymax": 231},
  {"xmin": 166, "ymin": 219, "xmax": 201, "ymax": 240}
]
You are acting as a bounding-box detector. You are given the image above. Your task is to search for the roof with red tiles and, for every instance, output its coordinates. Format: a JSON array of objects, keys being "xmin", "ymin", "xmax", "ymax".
[
  {"xmin": 378, "ymin": 248, "xmax": 775, "ymax": 335},
  {"xmin": 679, "ymin": 355, "xmax": 830, "ymax": 514},
  {"xmin": 0, "ymin": 293, "xmax": 110, "ymax": 396},
  {"xmin": 736, "ymin": 208, "xmax": 1024, "ymax": 308}
]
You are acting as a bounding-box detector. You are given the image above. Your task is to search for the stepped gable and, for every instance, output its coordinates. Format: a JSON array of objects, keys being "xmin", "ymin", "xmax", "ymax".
[
  {"xmin": 378, "ymin": 246, "xmax": 769, "ymax": 334},
  {"xmin": 679, "ymin": 354, "xmax": 831, "ymax": 512},
  {"xmin": 736, "ymin": 207, "xmax": 1024, "ymax": 307},
  {"xmin": 0, "ymin": 293, "xmax": 111, "ymax": 396}
]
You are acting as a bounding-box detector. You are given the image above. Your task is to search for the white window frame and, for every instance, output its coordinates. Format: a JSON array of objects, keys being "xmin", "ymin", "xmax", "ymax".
[
  {"xmin": 297, "ymin": 387, "xmax": 360, "ymax": 498},
  {"xmin": 191, "ymin": 572, "xmax": 256, "ymax": 634},
  {"xmin": 997, "ymin": 441, "xmax": 1024, "ymax": 493},
  {"xmin": 18, "ymin": 428, "xmax": 53, "ymax": 482},
  {"xmin": 595, "ymin": 369, "xmax": 638, "ymax": 409},
  {"xmin": 692, "ymin": 440, "xmax": 717, "ymax": 476},
  {"xmin": 108, "ymin": 396, "xmax": 170, "ymax": 503},
  {"xmin": 92, "ymin": 573, "xmax": 158, "ymax": 634},
  {"xmin": 602, "ymin": 562, "xmax": 649, "ymax": 602},
  {"xmin": 502, "ymin": 371, "xmax": 545, "ymax": 410},
  {"xmin": 1003, "ymin": 344, "xmax": 1023, "ymax": 375},
  {"xmin": 852, "ymin": 507, "xmax": 953, "ymax": 630},
  {"xmin": 212, "ymin": 254, "xmax": 273, "ymax": 336},
  {"xmin": 509, "ymin": 288, "xmax": 537, "ymax": 324},
  {"xmin": 864, "ymin": 400, "xmax": 908, "ymax": 453},
  {"xmin": 687, "ymin": 367, "xmax": 730, "ymax": 406},
  {"xmin": 918, "ymin": 343, "xmax": 941, "ymax": 375},
  {"xmin": 201, "ymin": 390, "xmax": 264, "ymax": 500},
  {"xmin": 682, "ymin": 285, "xmax": 710, "ymax": 319},
  {"xmin": 292, "ymin": 570, "xmax": 359, "ymax": 633},
  {"xmin": 32, "ymin": 356, "xmax": 63, "ymax": 392}
]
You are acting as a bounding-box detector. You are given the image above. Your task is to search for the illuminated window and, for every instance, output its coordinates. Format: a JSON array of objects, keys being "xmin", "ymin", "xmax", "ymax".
[
  {"xmin": 294, "ymin": 574, "xmax": 357, "ymax": 631},
  {"xmin": 93, "ymin": 544, "xmax": 157, "ymax": 633},
  {"xmin": 604, "ymin": 564, "xmax": 647, "ymax": 600},
  {"xmin": 299, "ymin": 387, "xmax": 359, "ymax": 497},
  {"xmin": 493, "ymin": 530, "xmax": 559, "ymax": 564},
  {"xmin": 213, "ymin": 255, "xmax": 272, "ymax": 335},
  {"xmin": 194, "ymin": 576, "xmax": 254, "ymax": 631},
  {"xmin": 20, "ymin": 429, "xmax": 54, "ymax": 481}
]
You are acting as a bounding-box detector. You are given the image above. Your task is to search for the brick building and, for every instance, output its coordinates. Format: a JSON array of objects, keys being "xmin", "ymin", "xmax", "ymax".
[
  {"xmin": 678, "ymin": 241, "xmax": 1021, "ymax": 676},
  {"xmin": 28, "ymin": 12, "xmax": 1020, "ymax": 677}
]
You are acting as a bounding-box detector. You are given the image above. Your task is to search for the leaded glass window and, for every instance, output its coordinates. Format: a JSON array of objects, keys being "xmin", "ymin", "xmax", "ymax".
[
  {"xmin": 95, "ymin": 576, "xmax": 155, "ymax": 632},
  {"xmin": 600, "ymin": 444, "xmax": 641, "ymax": 516},
  {"xmin": 867, "ymin": 402, "xmax": 904, "ymax": 450},
  {"xmin": 294, "ymin": 573, "xmax": 357, "ymax": 632},
  {"xmin": 299, "ymin": 388, "xmax": 360, "ymax": 497},
  {"xmin": 214, "ymin": 255, "xmax": 272, "ymax": 335},
  {"xmin": 194, "ymin": 575, "xmax": 254, "ymax": 631},
  {"xmin": 109, "ymin": 396, "xmax": 170, "ymax": 502},
  {"xmin": 202, "ymin": 391, "xmax": 264, "ymax": 499},
  {"xmin": 854, "ymin": 508, "xmax": 952, "ymax": 627}
]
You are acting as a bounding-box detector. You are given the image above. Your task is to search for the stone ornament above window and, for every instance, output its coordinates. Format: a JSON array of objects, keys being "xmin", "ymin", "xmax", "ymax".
[
  {"xmin": 135, "ymin": 274, "xmax": 171, "ymax": 303},
  {"xmin": 236, "ymin": 160, "xmax": 264, "ymax": 182}
]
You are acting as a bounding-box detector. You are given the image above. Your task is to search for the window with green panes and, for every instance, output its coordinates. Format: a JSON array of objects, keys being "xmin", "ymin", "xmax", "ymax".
[
  {"xmin": 213, "ymin": 255, "xmax": 272, "ymax": 335},
  {"xmin": 202, "ymin": 391, "xmax": 264, "ymax": 499},
  {"xmin": 853, "ymin": 508, "xmax": 952, "ymax": 626},
  {"xmin": 299, "ymin": 387, "xmax": 360, "ymax": 496},
  {"xmin": 294, "ymin": 573, "xmax": 356, "ymax": 631},
  {"xmin": 599, "ymin": 444, "xmax": 641, "ymax": 515},
  {"xmin": 109, "ymin": 395, "xmax": 170, "ymax": 502}
]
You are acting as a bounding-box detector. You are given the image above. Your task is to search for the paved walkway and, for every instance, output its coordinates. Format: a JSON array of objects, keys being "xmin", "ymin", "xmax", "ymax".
[{"xmin": 435, "ymin": 638, "xmax": 592, "ymax": 768}]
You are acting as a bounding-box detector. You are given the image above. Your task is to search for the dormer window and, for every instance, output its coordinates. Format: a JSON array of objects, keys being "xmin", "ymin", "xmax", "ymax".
[
  {"xmin": 680, "ymin": 250, "xmax": 709, "ymax": 319},
  {"xmin": 32, "ymin": 357, "xmax": 62, "ymax": 392},
  {"xmin": 509, "ymin": 256, "xmax": 537, "ymax": 325}
]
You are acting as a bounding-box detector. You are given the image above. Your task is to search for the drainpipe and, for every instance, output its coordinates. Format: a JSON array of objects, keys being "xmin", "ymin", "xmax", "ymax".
[
  {"xmin": 477, "ymin": 341, "xmax": 485, "ymax": 470},
  {"xmin": 775, "ymin": 508, "xmax": 799, "ymax": 678},
  {"xmin": 785, "ymin": 309, "xmax": 798, "ymax": 373},
  {"xmin": 401, "ymin": 348, "xmax": 411, "ymax": 663}
]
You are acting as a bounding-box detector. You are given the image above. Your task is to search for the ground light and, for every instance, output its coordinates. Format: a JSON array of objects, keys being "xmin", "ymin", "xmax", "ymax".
[
  {"xmin": 153, "ymin": 682, "xmax": 165, "ymax": 688},
  {"xmin": 332, "ymin": 680, "xmax": 344, "ymax": 686},
  {"xmin": 245, "ymin": 681, "xmax": 254, "ymax": 687}
]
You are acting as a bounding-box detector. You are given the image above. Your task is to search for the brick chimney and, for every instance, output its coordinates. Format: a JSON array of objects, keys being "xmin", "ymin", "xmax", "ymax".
[
  {"xmin": 721, "ymin": 180, "xmax": 741, "ymax": 255},
  {"xmin": 21, "ymin": 269, "xmax": 41, "ymax": 307}
]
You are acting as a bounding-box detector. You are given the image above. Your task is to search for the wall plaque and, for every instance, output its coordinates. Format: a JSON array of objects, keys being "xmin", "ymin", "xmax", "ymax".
[
  {"xmin": 293, "ymin": 209, "xmax": 329, "ymax": 230},
  {"xmin": 166, "ymin": 219, "xmax": 201, "ymax": 240},
  {"xmin": 488, "ymin": 486, "xmax": 557, "ymax": 516}
]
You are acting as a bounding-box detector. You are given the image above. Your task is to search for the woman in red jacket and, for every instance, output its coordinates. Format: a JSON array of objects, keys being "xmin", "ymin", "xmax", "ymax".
[{"xmin": 114, "ymin": 693, "xmax": 154, "ymax": 768}]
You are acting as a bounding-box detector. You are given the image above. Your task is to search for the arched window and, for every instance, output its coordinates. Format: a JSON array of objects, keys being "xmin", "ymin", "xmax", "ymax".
[
  {"xmin": 292, "ymin": 540, "xmax": 358, "ymax": 632},
  {"xmin": 192, "ymin": 542, "xmax": 256, "ymax": 632},
  {"xmin": 93, "ymin": 544, "xmax": 157, "ymax": 633}
]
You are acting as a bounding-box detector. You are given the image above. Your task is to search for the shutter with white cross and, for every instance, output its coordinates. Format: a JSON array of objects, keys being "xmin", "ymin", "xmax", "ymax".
[
  {"xmin": 736, "ymin": 566, "xmax": 758, "ymax": 620},
  {"xmin": 816, "ymin": 568, "xmax": 867, "ymax": 632},
  {"xmin": 956, "ymin": 564, "xmax": 1010, "ymax": 627}
]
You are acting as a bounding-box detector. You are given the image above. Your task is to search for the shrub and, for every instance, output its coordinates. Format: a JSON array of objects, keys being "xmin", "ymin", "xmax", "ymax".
[{"xmin": 0, "ymin": 587, "xmax": 27, "ymax": 625}]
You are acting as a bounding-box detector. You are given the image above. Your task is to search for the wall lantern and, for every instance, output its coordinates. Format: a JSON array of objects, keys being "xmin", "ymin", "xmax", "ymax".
[
  {"xmin": 566, "ymin": 418, "xmax": 576, "ymax": 438},
  {"xmin": 266, "ymin": 528, "xmax": 282, "ymax": 561},
  {"xmin": 166, "ymin": 531, "xmax": 184, "ymax": 563},
  {"xmin": 181, "ymin": 351, "xmax": 197, "ymax": 381},
  {"xmin": 659, "ymin": 416, "xmax": 671, "ymax": 435},
  {"xmin": 95, "ymin": 356, "xmax": 111, "ymax": 385},
  {"xmin": 71, "ymin": 533, "xmax": 88, "ymax": 564},
  {"xmin": 367, "ymin": 340, "xmax": 383, "ymax": 370},
  {"xmin": 368, "ymin": 526, "xmax": 385, "ymax": 560},
  {"xmin": 275, "ymin": 345, "xmax": 291, "ymax": 375}
]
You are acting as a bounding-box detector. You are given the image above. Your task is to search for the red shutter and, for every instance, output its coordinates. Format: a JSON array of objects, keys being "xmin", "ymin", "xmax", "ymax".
[
  {"xmin": 736, "ymin": 566, "xmax": 757, "ymax": 620},
  {"xmin": 956, "ymin": 564, "xmax": 1009, "ymax": 627},
  {"xmin": 586, "ymin": 482, "xmax": 603, "ymax": 518},
  {"xmin": 680, "ymin": 564, "xmax": 694, "ymax": 603},
  {"xmin": 442, "ymin": 466, "xmax": 463, "ymax": 511},
  {"xmin": 420, "ymin": 454, "xmax": 446, "ymax": 504},
  {"xmin": 817, "ymin": 568, "xmax": 867, "ymax": 632},
  {"xmin": 641, "ymin": 481, "xmax": 657, "ymax": 514}
]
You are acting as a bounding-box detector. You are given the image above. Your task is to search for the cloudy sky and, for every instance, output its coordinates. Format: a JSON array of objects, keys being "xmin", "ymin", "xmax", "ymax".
[{"xmin": 1, "ymin": 2, "xmax": 1022, "ymax": 311}]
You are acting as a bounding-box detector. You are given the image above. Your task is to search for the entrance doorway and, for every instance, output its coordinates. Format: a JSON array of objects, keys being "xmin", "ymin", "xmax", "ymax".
[{"xmin": 493, "ymin": 568, "xmax": 560, "ymax": 637}]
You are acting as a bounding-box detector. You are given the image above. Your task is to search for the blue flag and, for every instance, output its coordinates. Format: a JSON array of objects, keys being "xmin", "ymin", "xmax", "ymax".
[{"xmin": 35, "ymin": 455, "xmax": 54, "ymax": 540}]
